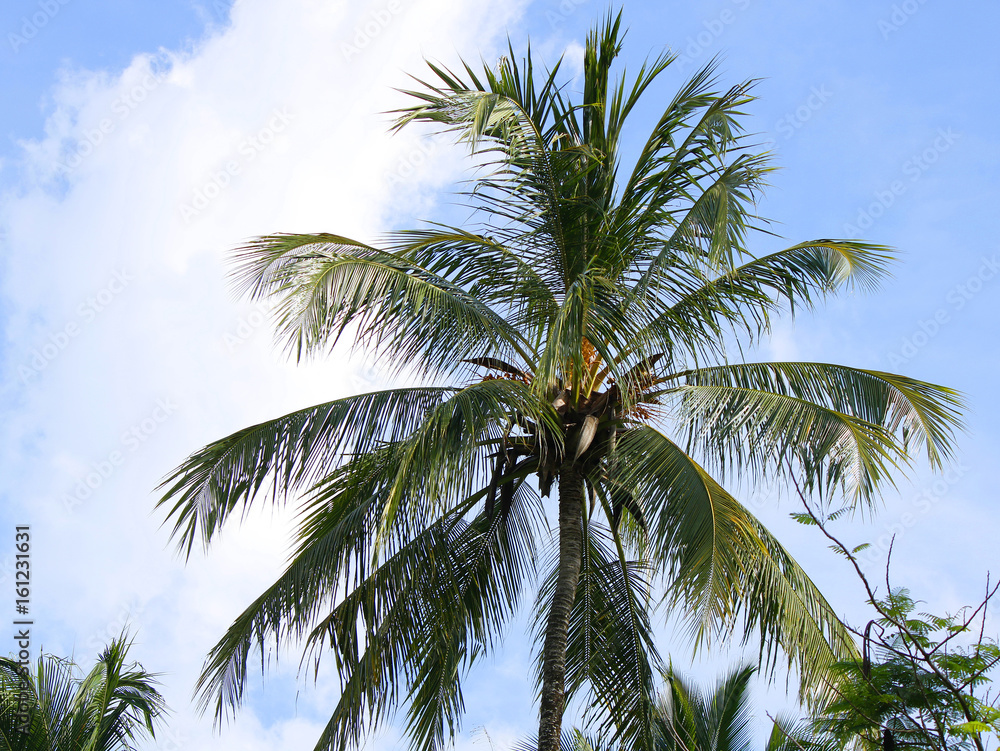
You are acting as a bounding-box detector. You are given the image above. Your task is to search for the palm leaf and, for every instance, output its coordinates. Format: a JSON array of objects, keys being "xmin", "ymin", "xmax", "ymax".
[
  {"xmin": 616, "ymin": 426, "xmax": 857, "ymax": 701},
  {"xmin": 230, "ymin": 233, "xmax": 537, "ymax": 372},
  {"xmin": 665, "ymin": 362, "xmax": 964, "ymax": 501},
  {"xmin": 157, "ymin": 387, "xmax": 458, "ymax": 555}
]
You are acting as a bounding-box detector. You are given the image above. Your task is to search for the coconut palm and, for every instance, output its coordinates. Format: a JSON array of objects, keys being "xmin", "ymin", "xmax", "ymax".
[
  {"xmin": 0, "ymin": 635, "xmax": 166, "ymax": 751},
  {"xmin": 655, "ymin": 665, "xmax": 761, "ymax": 751},
  {"xmin": 555, "ymin": 665, "xmax": 838, "ymax": 751},
  {"xmin": 653, "ymin": 665, "xmax": 838, "ymax": 751},
  {"xmin": 157, "ymin": 12, "xmax": 963, "ymax": 751}
]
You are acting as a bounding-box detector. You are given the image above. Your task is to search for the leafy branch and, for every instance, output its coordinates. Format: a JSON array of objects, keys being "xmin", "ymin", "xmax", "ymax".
[{"xmin": 787, "ymin": 466, "xmax": 1000, "ymax": 751}]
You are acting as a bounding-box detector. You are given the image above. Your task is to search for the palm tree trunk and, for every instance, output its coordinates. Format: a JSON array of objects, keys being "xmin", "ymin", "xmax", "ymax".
[{"xmin": 537, "ymin": 463, "xmax": 586, "ymax": 751}]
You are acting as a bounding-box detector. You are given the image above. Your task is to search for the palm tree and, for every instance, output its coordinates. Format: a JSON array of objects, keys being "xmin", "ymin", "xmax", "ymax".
[
  {"xmin": 520, "ymin": 664, "xmax": 838, "ymax": 751},
  {"xmin": 654, "ymin": 665, "xmax": 836, "ymax": 751},
  {"xmin": 0, "ymin": 635, "xmax": 166, "ymax": 751},
  {"xmin": 655, "ymin": 665, "xmax": 761, "ymax": 751},
  {"xmin": 157, "ymin": 12, "xmax": 963, "ymax": 751}
]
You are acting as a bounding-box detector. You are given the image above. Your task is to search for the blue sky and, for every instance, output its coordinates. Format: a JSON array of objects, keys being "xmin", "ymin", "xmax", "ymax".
[{"xmin": 1, "ymin": 1, "xmax": 998, "ymax": 750}]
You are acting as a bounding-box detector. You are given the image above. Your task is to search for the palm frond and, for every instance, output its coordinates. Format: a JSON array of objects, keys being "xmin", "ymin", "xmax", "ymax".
[
  {"xmin": 616, "ymin": 426, "xmax": 857, "ymax": 702},
  {"xmin": 652, "ymin": 241, "xmax": 894, "ymax": 349},
  {"xmin": 302, "ymin": 482, "xmax": 543, "ymax": 751},
  {"xmin": 230, "ymin": 233, "xmax": 537, "ymax": 373},
  {"xmin": 534, "ymin": 519, "xmax": 660, "ymax": 750},
  {"xmin": 656, "ymin": 664, "xmax": 757, "ymax": 751},
  {"xmin": 0, "ymin": 636, "xmax": 165, "ymax": 751},
  {"xmin": 159, "ymin": 381, "xmax": 558, "ymax": 557},
  {"xmin": 664, "ymin": 362, "xmax": 964, "ymax": 502},
  {"xmin": 386, "ymin": 226, "xmax": 558, "ymax": 342},
  {"xmin": 157, "ymin": 387, "xmax": 458, "ymax": 555}
]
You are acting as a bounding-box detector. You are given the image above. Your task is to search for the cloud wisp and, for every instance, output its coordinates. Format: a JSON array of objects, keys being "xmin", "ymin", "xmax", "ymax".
[{"xmin": 0, "ymin": 1, "xmax": 526, "ymax": 749}]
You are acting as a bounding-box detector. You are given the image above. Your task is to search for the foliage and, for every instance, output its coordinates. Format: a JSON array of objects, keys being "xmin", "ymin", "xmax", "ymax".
[
  {"xmin": 157, "ymin": 11, "xmax": 963, "ymax": 751},
  {"xmin": 536, "ymin": 664, "xmax": 837, "ymax": 751},
  {"xmin": 652, "ymin": 664, "xmax": 760, "ymax": 751},
  {"xmin": 0, "ymin": 635, "xmax": 166, "ymax": 751},
  {"xmin": 818, "ymin": 589, "xmax": 1000, "ymax": 751},
  {"xmin": 791, "ymin": 485, "xmax": 998, "ymax": 751}
]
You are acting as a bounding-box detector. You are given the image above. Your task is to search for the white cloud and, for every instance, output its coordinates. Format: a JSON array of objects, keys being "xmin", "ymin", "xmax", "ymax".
[{"xmin": 0, "ymin": 1, "xmax": 529, "ymax": 748}]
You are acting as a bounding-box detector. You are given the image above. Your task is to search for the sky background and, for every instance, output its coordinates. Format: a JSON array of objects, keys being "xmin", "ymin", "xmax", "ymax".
[{"xmin": 1, "ymin": 1, "xmax": 998, "ymax": 749}]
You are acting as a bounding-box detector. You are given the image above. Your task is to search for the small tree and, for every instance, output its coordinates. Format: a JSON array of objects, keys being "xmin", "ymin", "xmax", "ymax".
[
  {"xmin": 815, "ymin": 586, "xmax": 1000, "ymax": 751},
  {"xmin": 793, "ymin": 482, "xmax": 1000, "ymax": 751},
  {"xmin": 0, "ymin": 635, "xmax": 166, "ymax": 751},
  {"xmin": 530, "ymin": 664, "xmax": 837, "ymax": 751}
]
